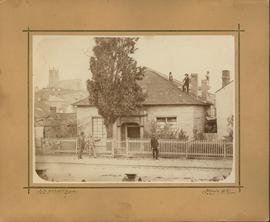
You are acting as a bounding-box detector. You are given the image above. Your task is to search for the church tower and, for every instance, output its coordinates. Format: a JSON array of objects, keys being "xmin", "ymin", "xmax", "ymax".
[{"xmin": 48, "ymin": 67, "xmax": 59, "ymax": 88}]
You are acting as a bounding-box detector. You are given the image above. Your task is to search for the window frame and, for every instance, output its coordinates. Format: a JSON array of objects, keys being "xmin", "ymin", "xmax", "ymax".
[
  {"xmin": 156, "ymin": 116, "xmax": 177, "ymax": 128},
  {"xmin": 92, "ymin": 116, "xmax": 106, "ymax": 138}
]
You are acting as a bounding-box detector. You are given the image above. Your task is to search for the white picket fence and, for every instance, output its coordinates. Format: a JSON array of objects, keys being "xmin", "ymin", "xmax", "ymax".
[
  {"xmin": 39, "ymin": 138, "xmax": 112, "ymax": 156},
  {"xmin": 114, "ymin": 139, "xmax": 233, "ymax": 158},
  {"xmin": 38, "ymin": 138, "xmax": 233, "ymax": 159}
]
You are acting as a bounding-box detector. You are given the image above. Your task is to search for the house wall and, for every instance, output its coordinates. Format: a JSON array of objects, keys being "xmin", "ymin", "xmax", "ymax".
[
  {"xmin": 144, "ymin": 105, "xmax": 206, "ymax": 138},
  {"xmin": 193, "ymin": 106, "xmax": 206, "ymax": 134},
  {"xmin": 76, "ymin": 105, "xmax": 207, "ymax": 139},
  {"xmin": 47, "ymin": 101, "xmax": 65, "ymax": 112},
  {"xmin": 76, "ymin": 106, "xmax": 106, "ymax": 137},
  {"xmin": 215, "ymin": 82, "xmax": 234, "ymax": 139}
]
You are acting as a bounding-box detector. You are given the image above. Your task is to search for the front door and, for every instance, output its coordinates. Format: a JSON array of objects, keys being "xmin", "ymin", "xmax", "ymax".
[{"xmin": 127, "ymin": 126, "xmax": 140, "ymax": 139}]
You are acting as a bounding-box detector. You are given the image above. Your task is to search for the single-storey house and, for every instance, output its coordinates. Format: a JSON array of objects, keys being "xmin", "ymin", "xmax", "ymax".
[{"xmin": 73, "ymin": 68, "xmax": 211, "ymax": 140}]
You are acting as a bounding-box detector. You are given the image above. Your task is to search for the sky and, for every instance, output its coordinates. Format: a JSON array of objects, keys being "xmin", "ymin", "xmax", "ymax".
[{"xmin": 33, "ymin": 35, "xmax": 235, "ymax": 92}]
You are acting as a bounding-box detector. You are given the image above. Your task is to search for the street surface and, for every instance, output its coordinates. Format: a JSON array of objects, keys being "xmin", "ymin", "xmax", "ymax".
[{"xmin": 35, "ymin": 155, "xmax": 234, "ymax": 183}]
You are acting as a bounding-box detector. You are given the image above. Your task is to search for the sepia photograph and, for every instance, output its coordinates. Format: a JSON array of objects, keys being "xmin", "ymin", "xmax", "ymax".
[
  {"xmin": 1, "ymin": 0, "xmax": 269, "ymax": 221},
  {"xmin": 33, "ymin": 35, "xmax": 236, "ymax": 183}
]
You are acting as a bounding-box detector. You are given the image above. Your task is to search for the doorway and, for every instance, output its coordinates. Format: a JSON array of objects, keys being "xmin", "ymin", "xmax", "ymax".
[{"xmin": 127, "ymin": 126, "xmax": 140, "ymax": 139}]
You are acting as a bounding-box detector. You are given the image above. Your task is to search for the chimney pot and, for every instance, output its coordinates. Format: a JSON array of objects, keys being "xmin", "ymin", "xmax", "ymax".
[
  {"xmin": 222, "ymin": 70, "xmax": 230, "ymax": 87},
  {"xmin": 201, "ymin": 79, "xmax": 208, "ymax": 101},
  {"xmin": 50, "ymin": 106, "xmax": 57, "ymax": 115},
  {"xmin": 190, "ymin": 73, "xmax": 198, "ymax": 97}
]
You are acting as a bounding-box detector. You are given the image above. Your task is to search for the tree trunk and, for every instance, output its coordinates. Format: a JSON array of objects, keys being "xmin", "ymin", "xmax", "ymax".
[
  {"xmin": 112, "ymin": 123, "xmax": 119, "ymax": 158},
  {"xmin": 104, "ymin": 123, "xmax": 113, "ymax": 157},
  {"xmin": 105, "ymin": 123, "xmax": 117, "ymax": 157}
]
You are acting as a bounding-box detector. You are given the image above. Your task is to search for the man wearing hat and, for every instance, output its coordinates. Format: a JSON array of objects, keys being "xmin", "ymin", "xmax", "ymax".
[
  {"xmin": 151, "ymin": 134, "xmax": 159, "ymax": 160},
  {"xmin": 182, "ymin": 73, "xmax": 190, "ymax": 94},
  {"xmin": 77, "ymin": 131, "xmax": 86, "ymax": 159}
]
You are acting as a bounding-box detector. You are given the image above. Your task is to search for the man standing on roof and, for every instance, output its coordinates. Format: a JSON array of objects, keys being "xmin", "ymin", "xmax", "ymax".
[
  {"xmin": 169, "ymin": 72, "xmax": 173, "ymax": 81},
  {"xmin": 182, "ymin": 73, "xmax": 190, "ymax": 94}
]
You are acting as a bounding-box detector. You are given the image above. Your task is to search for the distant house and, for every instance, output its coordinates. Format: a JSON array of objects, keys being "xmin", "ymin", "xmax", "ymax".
[
  {"xmin": 73, "ymin": 68, "xmax": 211, "ymax": 140},
  {"xmin": 35, "ymin": 107, "xmax": 77, "ymax": 138},
  {"xmin": 47, "ymin": 95, "xmax": 65, "ymax": 112},
  {"xmin": 215, "ymin": 70, "xmax": 234, "ymax": 140}
]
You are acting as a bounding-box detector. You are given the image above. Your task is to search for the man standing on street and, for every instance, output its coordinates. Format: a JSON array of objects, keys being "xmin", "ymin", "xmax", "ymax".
[
  {"xmin": 151, "ymin": 134, "xmax": 159, "ymax": 160},
  {"xmin": 77, "ymin": 131, "xmax": 86, "ymax": 159}
]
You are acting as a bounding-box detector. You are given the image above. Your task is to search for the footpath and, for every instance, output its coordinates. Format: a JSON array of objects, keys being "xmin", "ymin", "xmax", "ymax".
[{"xmin": 36, "ymin": 154, "xmax": 233, "ymax": 169}]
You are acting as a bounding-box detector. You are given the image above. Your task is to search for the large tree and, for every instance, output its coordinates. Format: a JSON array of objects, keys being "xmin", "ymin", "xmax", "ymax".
[{"xmin": 87, "ymin": 37, "xmax": 146, "ymax": 137}]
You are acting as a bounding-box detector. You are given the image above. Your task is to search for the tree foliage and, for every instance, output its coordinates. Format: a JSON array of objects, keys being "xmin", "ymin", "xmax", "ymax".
[
  {"xmin": 149, "ymin": 120, "xmax": 189, "ymax": 140},
  {"xmin": 224, "ymin": 115, "xmax": 234, "ymax": 142},
  {"xmin": 87, "ymin": 38, "xmax": 146, "ymax": 133}
]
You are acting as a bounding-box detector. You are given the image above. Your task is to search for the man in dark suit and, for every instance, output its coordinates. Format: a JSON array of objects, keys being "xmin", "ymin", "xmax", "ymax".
[
  {"xmin": 151, "ymin": 134, "xmax": 159, "ymax": 159},
  {"xmin": 182, "ymin": 73, "xmax": 190, "ymax": 94},
  {"xmin": 77, "ymin": 131, "xmax": 86, "ymax": 159}
]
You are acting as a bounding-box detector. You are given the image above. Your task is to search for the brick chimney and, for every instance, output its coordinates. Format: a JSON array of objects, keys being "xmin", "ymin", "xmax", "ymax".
[
  {"xmin": 190, "ymin": 73, "xmax": 198, "ymax": 97},
  {"xmin": 222, "ymin": 70, "xmax": 230, "ymax": 87},
  {"xmin": 201, "ymin": 79, "xmax": 208, "ymax": 101},
  {"xmin": 50, "ymin": 106, "xmax": 57, "ymax": 116}
]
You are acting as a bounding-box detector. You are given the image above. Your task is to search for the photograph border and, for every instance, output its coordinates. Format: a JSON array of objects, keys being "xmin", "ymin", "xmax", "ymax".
[{"xmin": 24, "ymin": 25, "xmax": 244, "ymax": 193}]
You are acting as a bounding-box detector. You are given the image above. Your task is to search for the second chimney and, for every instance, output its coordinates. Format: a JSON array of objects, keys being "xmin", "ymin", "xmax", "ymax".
[
  {"xmin": 50, "ymin": 106, "xmax": 57, "ymax": 116},
  {"xmin": 190, "ymin": 73, "xmax": 198, "ymax": 97},
  {"xmin": 201, "ymin": 79, "xmax": 208, "ymax": 101},
  {"xmin": 222, "ymin": 70, "xmax": 230, "ymax": 87}
]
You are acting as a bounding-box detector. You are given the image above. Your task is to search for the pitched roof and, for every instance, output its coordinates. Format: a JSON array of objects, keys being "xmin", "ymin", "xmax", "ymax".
[
  {"xmin": 138, "ymin": 68, "xmax": 209, "ymax": 105},
  {"xmin": 73, "ymin": 68, "xmax": 210, "ymax": 107}
]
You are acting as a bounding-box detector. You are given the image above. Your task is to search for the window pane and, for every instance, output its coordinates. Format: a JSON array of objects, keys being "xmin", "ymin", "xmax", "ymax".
[
  {"xmin": 156, "ymin": 117, "xmax": 166, "ymax": 122},
  {"xmin": 92, "ymin": 117, "xmax": 106, "ymax": 138},
  {"xmin": 167, "ymin": 117, "xmax": 177, "ymax": 122}
]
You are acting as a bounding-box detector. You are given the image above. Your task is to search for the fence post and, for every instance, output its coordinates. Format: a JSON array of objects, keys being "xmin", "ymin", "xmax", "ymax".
[
  {"xmin": 126, "ymin": 138, "xmax": 129, "ymax": 156},
  {"xmin": 185, "ymin": 141, "xmax": 188, "ymax": 158},
  {"xmin": 224, "ymin": 141, "xmax": 226, "ymax": 158},
  {"xmin": 41, "ymin": 137, "xmax": 43, "ymax": 150},
  {"xmin": 75, "ymin": 139, "xmax": 78, "ymax": 154}
]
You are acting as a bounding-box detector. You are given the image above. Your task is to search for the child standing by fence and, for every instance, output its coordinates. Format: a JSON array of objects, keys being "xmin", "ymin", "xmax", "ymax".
[{"xmin": 86, "ymin": 134, "xmax": 101, "ymax": 158}]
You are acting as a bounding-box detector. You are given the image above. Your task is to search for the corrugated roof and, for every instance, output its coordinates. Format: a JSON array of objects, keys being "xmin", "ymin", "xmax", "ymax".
[{"xmin": 73, "ymin": 68, "xmax": 210, "ymax": 107}]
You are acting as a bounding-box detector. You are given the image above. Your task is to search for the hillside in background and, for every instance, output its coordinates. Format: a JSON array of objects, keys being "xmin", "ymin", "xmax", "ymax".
[{"xmin": 34, "ymin": 88, "xmax": 88, "ymax": 118}]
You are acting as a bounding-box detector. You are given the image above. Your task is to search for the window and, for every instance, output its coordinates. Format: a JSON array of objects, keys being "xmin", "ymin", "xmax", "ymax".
[
  {"xmin": 156, "ymin": 117, "xmax": 177, "ymax": 128},
  {"xmin": 92, "ymin": 117, "xmax": 106, "ymax": 138}
]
